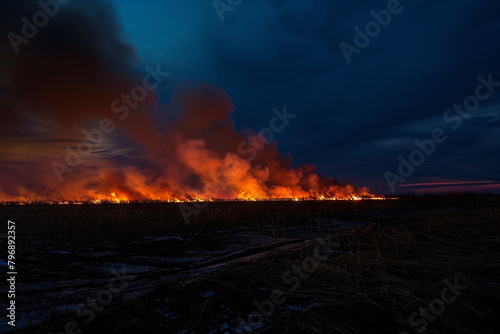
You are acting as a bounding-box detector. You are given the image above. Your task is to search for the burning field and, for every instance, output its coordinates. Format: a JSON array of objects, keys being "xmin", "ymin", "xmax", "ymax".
[
  {"xmin": 0, "ymin": 78, "xmax": 373, "ymax": 203},
  {"xmin": 2, "ymin": 1, "xmax": 500, "ymax": 333}
]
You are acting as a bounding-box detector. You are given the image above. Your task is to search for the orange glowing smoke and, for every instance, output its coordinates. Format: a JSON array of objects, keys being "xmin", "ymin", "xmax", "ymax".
[
  {"xmin": 0, "ymin": 0, "xmax": 377, "ymax": 203},
  {"xmin": 0, "ymin": 72, "xmax": 373, "ymax": 202}
]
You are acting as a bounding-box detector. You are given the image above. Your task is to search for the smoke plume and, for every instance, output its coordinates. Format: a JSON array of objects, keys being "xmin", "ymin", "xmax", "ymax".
[{"xmin": 0, "ymin": 0, "xmax": 370, "ymax": 201}]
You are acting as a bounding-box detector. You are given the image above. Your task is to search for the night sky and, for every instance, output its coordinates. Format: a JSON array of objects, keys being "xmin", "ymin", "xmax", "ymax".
[{"xmin": 1, "ymin": 0, "xmax": 500, "ymax": 199}]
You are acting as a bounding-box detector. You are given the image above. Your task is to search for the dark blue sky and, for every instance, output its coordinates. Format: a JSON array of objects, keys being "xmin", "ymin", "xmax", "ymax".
[
  {"xmin": 1, "ymin": 0, "xmax": 499, "ymax": 199},
  {"xmin": 112, "ymin": 0, "xmax": 500, "ymax": 194}
]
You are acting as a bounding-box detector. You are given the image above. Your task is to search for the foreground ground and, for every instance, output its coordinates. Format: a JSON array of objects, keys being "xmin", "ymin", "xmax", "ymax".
[{"xmin": 1, "ymin": 196, "xmax": 499, "ymax": 333}]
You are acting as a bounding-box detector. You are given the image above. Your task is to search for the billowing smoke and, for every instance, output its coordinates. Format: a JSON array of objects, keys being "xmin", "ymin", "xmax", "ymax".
[{"xmin": 0, "ymin": 0, "xmax": 370, "ymax": 201}]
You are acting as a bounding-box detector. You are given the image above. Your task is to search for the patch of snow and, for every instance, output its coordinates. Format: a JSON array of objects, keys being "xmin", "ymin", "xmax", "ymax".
[{"xmin": 200, "ymin": 291, "xmax": 215, "ymax": 298}]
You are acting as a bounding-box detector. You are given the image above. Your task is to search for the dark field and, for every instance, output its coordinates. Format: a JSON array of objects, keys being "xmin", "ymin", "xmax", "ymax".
[{"xmin": 1, "ymin": 196, "xmax": 500, "ymax": 334}]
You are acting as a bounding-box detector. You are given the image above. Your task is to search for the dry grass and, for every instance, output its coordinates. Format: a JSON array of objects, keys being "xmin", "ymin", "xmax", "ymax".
[{"xmin": 10, "ymin": 196, "xmax": 500, "ymax": 333}]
